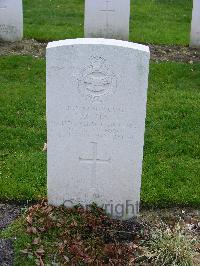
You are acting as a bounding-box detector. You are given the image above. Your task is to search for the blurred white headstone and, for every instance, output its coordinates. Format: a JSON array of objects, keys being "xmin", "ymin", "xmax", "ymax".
[
  {"xmin": 190, "ymin": 0, "xmax": 200, "ymax": 47},
  {"xmin": 0, "ymin": 0, "xmax": 23, "ymax": 42},
  {"xmin": 84, "ymin": 0, "xmax": 130, "ymax": 40}
]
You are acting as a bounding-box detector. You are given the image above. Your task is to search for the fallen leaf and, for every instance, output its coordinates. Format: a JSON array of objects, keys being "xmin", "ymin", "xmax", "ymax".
[
  {"xmin": 27, "ymin": 226, "xmax": 37, "ymax": 234},
  {"xmin": 20, "ymin": 249, "xmax": 29, "ymax": 254},
  {"xmin": 33, "ymin": 238, "xmax": 40, "ymax": 245},
  {"xmin": 42, "ymin": 143, "xmax": 47, "ymax": 152},
  {"xmin": 26, "ymin": 215, "xmax": 33, "ymax": 225},
  {"xmin": 35, "ymin": 248, "xmax": 45, "ymax": 255},
  {"xmin": 64, "ymin": 255, "xmax": 70, "ymax": 262}
]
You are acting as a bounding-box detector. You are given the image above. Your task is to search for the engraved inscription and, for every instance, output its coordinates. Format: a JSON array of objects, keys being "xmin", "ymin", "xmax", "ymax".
[
  {"xmin": 0, "ymin": 24, "xmax": 17, "ymax": 34},
  {"xmin": 50, "ymin": 105, "xmax": 136, "ymax": 141},
  {"xmin": 78, "ymin": 56, "xmax": 117, "ymax": 102},
  {"xmin": 79, "ymin": 142, "xmax": 111, "ymax": 180}
]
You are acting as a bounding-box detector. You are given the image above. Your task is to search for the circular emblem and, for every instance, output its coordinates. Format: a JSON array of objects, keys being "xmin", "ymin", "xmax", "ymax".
[{"xmin": 78, "ymin": 56, "xmax": 117, "ymax": 102}]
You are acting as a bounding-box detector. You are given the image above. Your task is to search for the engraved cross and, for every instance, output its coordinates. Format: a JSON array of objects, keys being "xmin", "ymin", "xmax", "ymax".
[
  {"xmin": 100, "ymin": 0, "xmax": 115, "ymax": 32},
  {"xmin": 79, "ymin": 142, "xmax": 111, "ymax": 179},
  {"xmin": 100, "ymin": 0, "xmax": 115, "ymax": 13}
]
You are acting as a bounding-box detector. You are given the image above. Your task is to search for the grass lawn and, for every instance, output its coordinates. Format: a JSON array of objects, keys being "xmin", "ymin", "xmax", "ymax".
[
  {"xmin": 23, "ymin": 0, "xmax": 193, "ymax": 45},
  {"xmin": 0, "ymin": 55, "xmax": 200, "ymax": 207}
]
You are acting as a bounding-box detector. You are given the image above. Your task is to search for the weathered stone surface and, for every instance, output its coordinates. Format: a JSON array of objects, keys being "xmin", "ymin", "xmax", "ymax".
[
  {"xmin": 46, "ymin": 38, "xmax": 150, "ymax": 220},
  {"xmin": 190, "ymin": 0, "xmax": 200, "ymax": 47},
  {"xmin": 84, "ymin": 0, "xmax": 130, "ymax": 40},
  {"xmin": 0, "ymin": 0, "xmax": 23, "ymax": 42}
]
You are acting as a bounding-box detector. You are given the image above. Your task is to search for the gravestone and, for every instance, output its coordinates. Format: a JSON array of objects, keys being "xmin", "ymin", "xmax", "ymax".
[
  {"xmin": 46, "ymin": 38, "xmax": 150, "ymax": 220},
  {"xmin": 0, "ymin": 0, "xmax": 23, "ymax": 42},
  {"xmin": 84, "ymin": 0, "xmax": 130, "ymax": 40},
  {"xmin": 190, "ymin": 0, "xmax": 200, "ymax": 47}
]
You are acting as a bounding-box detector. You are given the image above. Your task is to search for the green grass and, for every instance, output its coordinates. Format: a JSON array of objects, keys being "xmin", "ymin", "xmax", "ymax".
[
  {"xmin": 23, "ymin": 0, "xmax": 193, "ymax": 45},
  {"xmin": 0, "ymin": 56, "xmax": 200, "ymax": 206},
  {"xmin": 0, "ymin": 56, "xmax": 46, "ymax": 200},
  {"xmin": 142, "ymin": 62, "xmax": 200, "ymax": 207}
]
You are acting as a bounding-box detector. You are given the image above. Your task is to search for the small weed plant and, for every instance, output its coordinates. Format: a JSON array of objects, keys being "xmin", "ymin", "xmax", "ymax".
[{"xmin": 147, "ymin": 223, "xmax": 197, "ymax": 266}]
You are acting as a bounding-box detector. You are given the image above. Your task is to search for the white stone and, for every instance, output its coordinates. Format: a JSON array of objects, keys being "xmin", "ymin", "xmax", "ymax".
[
  {"xmin": 190, "ymin": 0, "xmax": 200, "ymax": 47},
  {"xmin": 46, "ymin": 38, "xmax": 150, "ymax": 220},
  {"xmin": 84, "ymin": 0, "xmax": 130, "ymax": 40},
  {"xmin": 0, "ymin": 0, "xmax": 23, "ymax": 42}
]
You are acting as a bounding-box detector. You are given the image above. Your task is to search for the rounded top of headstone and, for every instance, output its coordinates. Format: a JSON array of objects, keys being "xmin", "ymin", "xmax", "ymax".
[{"xmin": 47, "ymin": 38, "xmax": 150, "ymax": 54}]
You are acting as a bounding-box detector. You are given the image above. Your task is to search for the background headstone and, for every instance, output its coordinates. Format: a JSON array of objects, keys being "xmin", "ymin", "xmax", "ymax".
[
  {"xmin": 0, "ymin": 0, "xmax": 23, "ymax": 42},
  {"xmin": 84, "ymin": 0, "xmax": 130, "ymax": 40},
  {"xmin": 46, "ymin": 38, "xmax": 150, "ymax": 220},
  {"xmin": 190, "ymin": 0, "xmax": 200, "ymax": 47}
]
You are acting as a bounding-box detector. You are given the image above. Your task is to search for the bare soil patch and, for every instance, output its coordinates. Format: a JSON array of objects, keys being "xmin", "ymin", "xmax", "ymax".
[
  {"xmin": 0, "ymin": 239, "xmax": 14, "ymax": 266},
  {"xmin": 0, "ymin": 203, "xmax": 22, "ymax": 230},
  {"xmin": 149, "ymin": 43, "xmax": 200, "ymax": 63},
  {"xmin": 0, "ymin": 203, "xmax": 23, "ymax": 266},
  {"xmin": 0, "ymin": 39, "xmax": 46, "ymax": 58},
  {"xmin": 0, "ymin": 39, "xmax": 200, "ymax": 62}
]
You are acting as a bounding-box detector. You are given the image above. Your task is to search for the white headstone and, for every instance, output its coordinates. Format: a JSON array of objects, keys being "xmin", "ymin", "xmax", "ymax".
[
  {"xmin": 46, "ymin": 39, "xmax": 150, "ymax": 220},
  {"xmin": 84, "ymin": 0, "xmax": 130, "ymax": 40},
  {"xmin": 0, "ymin": 0, "xmax": 23, "ymax": 42},
  {"xmin": 190, "ymin": 0, "xmax": 200, "ymax": 47}
]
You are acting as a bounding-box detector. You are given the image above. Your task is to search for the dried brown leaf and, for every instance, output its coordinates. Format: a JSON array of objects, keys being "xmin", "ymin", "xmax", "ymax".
[
  {"xmin": 35, "ymin": 248, "xmax": 45, "ymax": 255},
  {"xmin": 20, "ymin": 249, "xmax": 29, "ymax": 254},
  {"xmin": 26, "ymin": 215, "xmax": 33, "ymax": 225},
  {"xmin": 27, "ymin": 226, "xmax": 37, "ymax": 234},
  {"xmin": 33, "ymin": 238, "xmax": 40, "ymax": 245}
]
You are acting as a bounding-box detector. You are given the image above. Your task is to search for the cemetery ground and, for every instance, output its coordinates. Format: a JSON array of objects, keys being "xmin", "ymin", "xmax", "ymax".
[
  {"xmin": 22, "ymin": 0, "xmax": 193, "ymax": 45},
  {"xmin": 0, "ymin": 54, "xmax": 200, "ymax": 264},
  {"xmin": 1, "ymin": 39, "xmax": 200, "ymax": 62},
  {"xmin": 0, "ymin": 0, "xmax": 200, "ymax": 265},
  {"xmin": 1, "ymin": 56, "xmax": 200, "ymax": 205}
]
